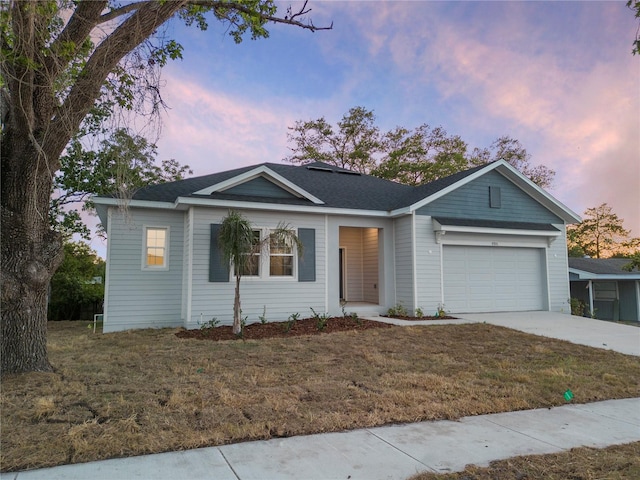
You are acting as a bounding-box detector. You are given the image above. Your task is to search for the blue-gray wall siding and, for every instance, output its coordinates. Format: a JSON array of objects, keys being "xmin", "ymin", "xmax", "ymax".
[
  {"xmin": 104, "ymin": 208, "xmax": 184, "ymax": 332},
  {"xmin": 418, "ymin": 170, "xmax": 562, "ymax": 224},
  {"xmin": 223, "ymin": 176, "xmax": 299, "ymax": 199}
]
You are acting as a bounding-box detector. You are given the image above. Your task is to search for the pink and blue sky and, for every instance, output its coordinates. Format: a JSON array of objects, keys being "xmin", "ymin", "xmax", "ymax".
[{"xmin": 92, "ymin": 1, "xmax": 639, "ymax": 254}]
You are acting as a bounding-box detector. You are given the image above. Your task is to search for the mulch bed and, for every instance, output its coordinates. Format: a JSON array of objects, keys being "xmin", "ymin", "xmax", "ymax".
[
  {"xmin": 175, "ymin": 316, "xmax": 394, "ymax": 341},
  {"xmin": 379, "ymin": 315, "xmax": 458, "ymax": 321}
]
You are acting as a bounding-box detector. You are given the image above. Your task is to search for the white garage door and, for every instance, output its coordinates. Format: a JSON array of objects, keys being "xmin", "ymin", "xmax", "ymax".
[{"xmin": 443, "ymin": 246, "xmax": 545, "ymax": 313}]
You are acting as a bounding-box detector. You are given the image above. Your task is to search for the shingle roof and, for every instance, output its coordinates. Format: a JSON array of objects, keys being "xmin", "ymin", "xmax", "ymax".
[
  {"xmin": 128, "ymin": 161, "xmax": 417, "ymax": 211},
  {"xmin": 111, "ymin": 160, "xmax": 507, "ymax": 212},
  {"xmin": 128, "ymin": 164, "xmax": 259, "ymax": 203},
  {"xmin": 568, "ymin": 257, "xmax": 638, "ymax": 275}
]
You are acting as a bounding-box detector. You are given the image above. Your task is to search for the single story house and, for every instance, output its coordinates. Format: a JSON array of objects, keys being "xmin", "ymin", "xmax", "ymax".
[
  {"xmin": 94, "ymin": 160, "xmax": 581, "ymax": 333},
  {"xmin": 568, "ymin": 257, "xmax": 640, "ymax": 321}
]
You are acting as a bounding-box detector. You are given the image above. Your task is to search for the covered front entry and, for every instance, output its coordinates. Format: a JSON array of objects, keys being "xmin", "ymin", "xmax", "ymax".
[
  {"xmin": 443, "ymin": 245, "xmax": 546, "ymax": 313},
  {"xmin": 339, "ymin": 227, "xmax": 380, "ymax": 304}
]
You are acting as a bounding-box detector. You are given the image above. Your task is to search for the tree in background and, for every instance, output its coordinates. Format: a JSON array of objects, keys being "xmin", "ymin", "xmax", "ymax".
[
  {"xmin": 469, "ymin": 136, "xmax": 555, "ymax": 189},
  {"xmin": 48, "ymin": 242, "xmax": 105, "ymax": 321},
  {"xmin": 285, "ymin": 106, "xmax": 555, "ymax": 188},
  {"xmin": 285, "ymin": 106, "xmax": 382, "ymax": 174},
  {"xmin": 567, "ymin": 203, "xmax": 636, "ymax": 258},
  {"xmin": 1, "ymin": 1, "xmax": 330, "ymax": 374},
  {"xmin": 371, "ymin": 125, "xmax": 469, "ymax": 186},
  {"xmin": 217, "ymin": 211, "xmax": 302, "ymax": 335},
  {"xmin": 623, "ymin": 253, "xmax": 640, "ymax": 272},
  {"xmin": 52, "ymin": 128, "xmax": 192, "ymax": 239},
  {"xmin": 628, "ymin": 1, "xmax": 640, "ymax": 55}
]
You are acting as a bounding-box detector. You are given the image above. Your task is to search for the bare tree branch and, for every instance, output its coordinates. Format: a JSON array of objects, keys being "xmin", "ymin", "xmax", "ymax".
[{"xmin": 191, "ymin": 0, "xmax": 333, "ymax": 32}]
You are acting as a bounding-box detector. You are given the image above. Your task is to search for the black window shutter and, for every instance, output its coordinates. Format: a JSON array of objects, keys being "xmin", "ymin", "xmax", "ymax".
[
  {"xmin": 298, "ymin": 228, "xmax": 316, "ymax": 282},
  {"xmin": 209, "ymin": 224, "xmax": 229, "ymax": 282}
]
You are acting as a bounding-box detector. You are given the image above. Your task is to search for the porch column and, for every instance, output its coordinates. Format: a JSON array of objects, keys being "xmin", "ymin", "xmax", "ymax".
[{"xmin": 587, "ymin": 280, "xmax": 594, "ymax": 317}]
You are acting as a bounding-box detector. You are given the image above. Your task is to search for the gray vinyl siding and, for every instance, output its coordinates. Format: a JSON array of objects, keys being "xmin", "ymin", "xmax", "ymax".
[
  {"xmin": 104, "ymin": 208, "xmax": 184, "ymax": 332},
  {"xmin": 418, "ymin": 170, "xmax": 562, "ymax": 224},
  {"xmin": 223, "ymin": 176, "xmax": 298, "ymax": 199},
  {"xmin": 414, "ymin": 215, "xmax": 443, "ymax": 314},
  {"xmin": 546, "ymin": 223, "xmax": 570, "ymax": 313},
  {"xmin": 394, "ymin": 215, "xmax": 414, "ymax": 312},
  {"xmin": 189, "ymin": 208, "xmax": 326, "ymax": 328}
]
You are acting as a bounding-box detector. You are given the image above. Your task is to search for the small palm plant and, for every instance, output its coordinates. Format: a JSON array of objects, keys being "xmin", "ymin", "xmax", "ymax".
[{"xmin": 218, "ymin": 210, "xmax": 302, "ymax": 335}]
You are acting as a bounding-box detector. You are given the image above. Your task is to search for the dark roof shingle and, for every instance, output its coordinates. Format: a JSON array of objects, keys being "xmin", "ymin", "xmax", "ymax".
[
  {"xmin": 113, "ymin": 160, "xmax": 493, "ymax": 212},
  {"xmin": 568, "ymin": 257, "xmax": 638, "ymax": 275}
]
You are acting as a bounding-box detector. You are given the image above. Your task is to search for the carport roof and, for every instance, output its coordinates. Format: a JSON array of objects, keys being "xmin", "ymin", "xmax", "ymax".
[{"xmin": 568, "ymin": 258, "xmax": 640, "ymax": 280}]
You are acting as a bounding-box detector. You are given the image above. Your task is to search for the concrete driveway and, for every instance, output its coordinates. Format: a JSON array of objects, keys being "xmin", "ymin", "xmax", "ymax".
[{"xmin": 458, "ymin": 311, "xmax": 640, "ymax": 356}]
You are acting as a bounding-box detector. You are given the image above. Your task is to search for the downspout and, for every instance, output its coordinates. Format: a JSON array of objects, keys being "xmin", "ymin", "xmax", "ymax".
[
  {"xmin": 587, "ymin": 280, "xmax": 594, "ymax": 317},
  {"xmin": 103, "ymin": 208, "xmax": 112, "ymax": 328},
  {"xmin": 324, "ymin": 214, "xmax": 329, "ymax": 313},
  {"xmin": 411, "ymin": 212, "xmax": 417, "ymax": 312}
]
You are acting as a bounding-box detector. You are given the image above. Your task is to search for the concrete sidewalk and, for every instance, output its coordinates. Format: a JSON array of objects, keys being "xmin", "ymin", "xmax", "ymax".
[{"xmin": 3, "ymin": 398, "xmax": 639, "ymax": 480}]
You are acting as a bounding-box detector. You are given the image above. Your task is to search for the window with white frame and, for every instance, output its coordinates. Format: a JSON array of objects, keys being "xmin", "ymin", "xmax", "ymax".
[
  {"xmin": 144, "ymin": 226, "xmax": 169, "ymax": 269},
  {"xmin": 269, "ymin": 230, "xmax": 294, "ymax": 277},
  {"xmin": 235, "ymin": 230, "xmax": 261, "ymax": 277}
]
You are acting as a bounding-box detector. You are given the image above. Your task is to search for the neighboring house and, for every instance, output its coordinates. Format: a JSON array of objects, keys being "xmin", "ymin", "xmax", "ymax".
[
  {"xmin": 568, "ymin": 257, "xmax": 640, "ymax": 322},
  {"xmin": 94, "ymin": 160, "xmax": 580, "ymax": 333}
]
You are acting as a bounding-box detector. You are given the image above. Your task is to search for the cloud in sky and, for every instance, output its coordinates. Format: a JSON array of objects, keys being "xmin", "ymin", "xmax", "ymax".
[
  {"xmin": 147, "ymin": 1, "xmax": 638, "ymax": 237},
  {"xmin": 157, "ymin": 79, "xmax": 292, "ymax": 172}
]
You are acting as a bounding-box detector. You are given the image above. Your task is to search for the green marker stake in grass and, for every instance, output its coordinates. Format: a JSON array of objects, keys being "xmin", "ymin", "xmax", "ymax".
[{"xmin": 564, "ymin": 389, "xmax": 574, "ymax": 401}]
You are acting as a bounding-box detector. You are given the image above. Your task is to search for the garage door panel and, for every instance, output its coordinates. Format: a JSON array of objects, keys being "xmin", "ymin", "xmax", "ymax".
[{"xmin": 443, "ymin": 246, "xmax": 545, "ymax": 313}]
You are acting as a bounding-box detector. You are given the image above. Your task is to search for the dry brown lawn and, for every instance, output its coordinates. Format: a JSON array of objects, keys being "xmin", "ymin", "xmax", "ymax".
[
  {"xmin": 2, "ymin": 320, "xmax": 639, "ymax": 473},
  {"xmin": 410, "ymin": 441, "xmax": 640, "ymax": 480}
]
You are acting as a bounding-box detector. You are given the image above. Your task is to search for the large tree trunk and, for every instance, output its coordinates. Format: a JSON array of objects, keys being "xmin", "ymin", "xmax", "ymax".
[
  {"xmin": 1, "ymin": 0, "xmax": 186, "ymax": 374},
  {"xmin": 1, "ymin": 138, "xmax": 64, "ymax": 374}
]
